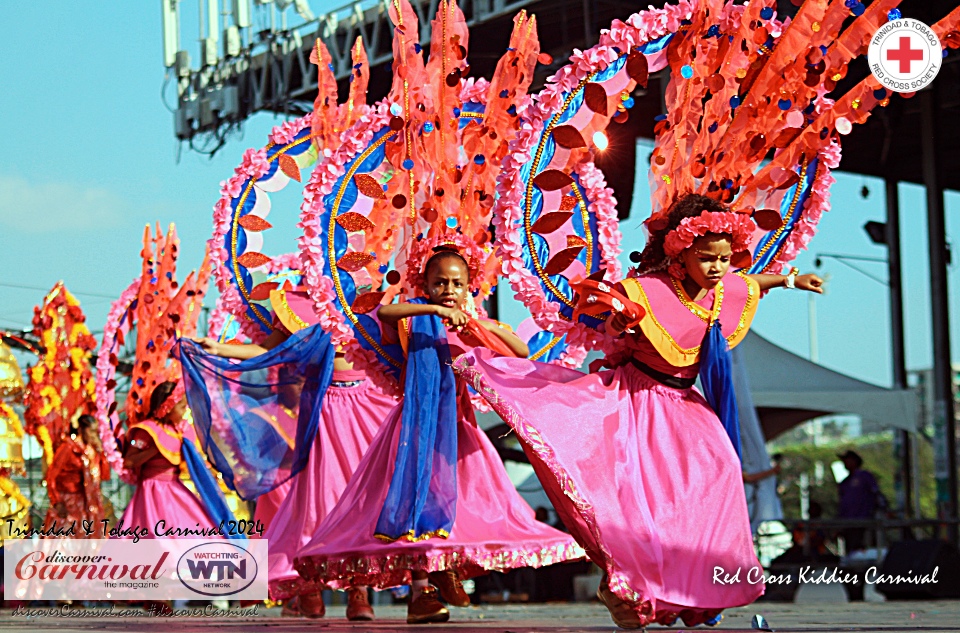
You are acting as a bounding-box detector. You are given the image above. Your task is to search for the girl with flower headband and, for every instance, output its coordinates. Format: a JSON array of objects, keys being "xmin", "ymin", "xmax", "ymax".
[
  {"xmin": 457, "ymin": 193, "xmax": 822, "ymax": 628},
  {"xmin": 119, "ymin": 381, "xmax": 227, "ymax": 540},
  {"xmin": 294, "ymin": 237, "xmax": 584, "ymax": 625}
]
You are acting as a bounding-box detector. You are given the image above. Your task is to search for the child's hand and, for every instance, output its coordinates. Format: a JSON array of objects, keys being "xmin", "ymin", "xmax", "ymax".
[
  {"xmin": 607, "ymin": 312, "xmax": 632, "ymax": 336},
  {"xmin": 194, "ymin": 337, "xmax": 222, "ymax": 355},
  {"xmin": 436, "ymin": 306, "xmax": 470, "ymax": 328},
  {"xmin": 795, "ymin": 274, "xmax": 824, "ymax": 294}
]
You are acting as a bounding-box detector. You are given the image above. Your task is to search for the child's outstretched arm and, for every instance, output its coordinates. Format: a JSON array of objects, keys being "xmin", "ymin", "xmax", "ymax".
[
  {"xmin": 378, "ymin": 303, "xmax": 469, "ymax": 328},
  {"xmin": 478, "ymin": 321, "xmax": 530, "ymax": 358},
  {"xmin": 747, "ymin": 271, "xmax": 824, "ymax": 293},
  {"xmin": 194, "ymin": 328, "xmax": 288, "ymax": 360}
]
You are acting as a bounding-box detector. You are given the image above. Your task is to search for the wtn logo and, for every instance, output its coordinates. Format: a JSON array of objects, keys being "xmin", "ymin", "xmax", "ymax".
[
  {"xmin": 184, "ymin": 559, "xmax": 247, "ymax": 581},
  {"xmin": 176, "ymin": 543, "xmax": 260, "ymax": 597}
]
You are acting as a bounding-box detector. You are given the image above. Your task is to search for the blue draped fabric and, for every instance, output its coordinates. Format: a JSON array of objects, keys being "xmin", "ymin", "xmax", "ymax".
[
  {"xmin": 180, "ymin": 440, "xmax": 245, "ymax": 540},
  {"xmin": 178, "ymin": 325, "xmax": 336, "ymax": 500},
  {"xmin": 698, "ymin": 320, "xmax": 742, "ymax": 461},
  {"xmin": 374, "ymin": 299, "xmax": 458, "ymax": 540}
]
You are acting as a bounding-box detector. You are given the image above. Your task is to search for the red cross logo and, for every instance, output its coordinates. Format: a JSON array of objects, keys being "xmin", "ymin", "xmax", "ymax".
[{"xmin": 886, "ymin": 36, "xmax": 924, "ymax": 74}]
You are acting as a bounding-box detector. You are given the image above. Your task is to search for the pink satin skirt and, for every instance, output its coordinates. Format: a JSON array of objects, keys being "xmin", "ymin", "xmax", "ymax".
[
  {"xmin": 265, "ymin": 378, "xmax": 394, "ymax": 599},
  {"xmin": 119, "ymin": 459, "xmax": 222, "ymax": 539},
  {"xmin": 293, "ymin": 394, "xmax": 585, "ymax": 590},
  {"xmin": 456, "ymin": 349, "xmax": 764, "ymax": 627}
]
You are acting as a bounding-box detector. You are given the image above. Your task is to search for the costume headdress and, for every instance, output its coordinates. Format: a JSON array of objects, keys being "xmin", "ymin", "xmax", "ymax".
[
  {"xmin": 494, "ymin": 0, "xmax": 960, "ymax": 353},
  {"xmin": 297, "ymin": 0, "xmax": 587, "ymax": 391},
  {"xmin": 22, "ymin": 283, "xmax": 97, "ymax": 465},
  {"xmin": 210, "ymin": 38, "xmax": 370, "ymax": 342},
  {"xmin": 95, "ymin": 224, "xmax": 210, "ymax": 482}
]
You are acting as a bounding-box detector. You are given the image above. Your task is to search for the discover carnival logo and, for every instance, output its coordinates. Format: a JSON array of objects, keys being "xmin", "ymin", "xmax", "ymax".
[
  {"xmin": 868, "ymin": 17, "xmax": 942, "ymax": 93},
  {"xmin": 3, "ymin": 539, "xmax": 267, "ymax": 601},
  {"xmin": 176, "ymin": 542, "xmax": 259, "ymax": 597}
]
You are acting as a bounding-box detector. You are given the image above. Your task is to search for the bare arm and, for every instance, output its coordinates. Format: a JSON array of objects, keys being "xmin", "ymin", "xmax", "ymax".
[
  {"xmin": 122, "ymin": 429, "xmax": 159, "ymax": 470},
  {"xmin": 194, "ymin": 328, "xmax": 288, "ymax": 360},
  {"xmin": 378, "ymin": 303, "xmax": 472, "ymax": 327},
  {"xmin": 743, "ymin": 464, "xmax": 781, "ymax": 484},
  {"xmin": 747, "ymin": 273, "xmax": 824, "ymax": 293},
  {"xmin": 479, "ymin": 321, "xmax": 530, "ymax": 357}
]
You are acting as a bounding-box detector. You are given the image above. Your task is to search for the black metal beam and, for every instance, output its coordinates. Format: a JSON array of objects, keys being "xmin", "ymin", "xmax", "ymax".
[
  {"xmin": 920, "ymin": 85, "xmax": 958, "ymax": 545},
  {"xmin": 885, "ymin": 179, "xmax": 913, "ymax": 522}
]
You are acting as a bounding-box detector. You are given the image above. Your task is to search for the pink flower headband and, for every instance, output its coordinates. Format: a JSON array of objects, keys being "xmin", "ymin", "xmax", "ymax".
[
  {"xmin": 405, "ymin": 233, "xmax": 487, "ymax": 295},
  {"xmin": 153, "ymin": 380, "xmax": 185, "ymax": 421},
  {"xmin": 663, "ymin": 210, "xmax": 757, "ymax": 259}
]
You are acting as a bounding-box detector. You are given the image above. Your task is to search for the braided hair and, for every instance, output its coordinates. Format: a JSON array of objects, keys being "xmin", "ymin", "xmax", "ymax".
[{"xmin": 635, "ymin": 193, "xmax": 730, "ymax": 275}]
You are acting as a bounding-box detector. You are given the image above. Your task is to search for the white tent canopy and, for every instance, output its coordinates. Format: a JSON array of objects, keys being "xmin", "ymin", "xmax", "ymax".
[{"xmin": 738, "ymin": 331, "xmax": 920, "ymax": 439}]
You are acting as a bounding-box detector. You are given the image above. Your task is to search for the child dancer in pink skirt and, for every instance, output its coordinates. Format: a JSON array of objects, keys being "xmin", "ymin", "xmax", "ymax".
[
  {"xmin": 120, "ymin": 381, "xmax": 225, "ymax": 539},
  {"xmin": 294, "ymin": 239, "xmax": 584, "ymax": 624},
  {"xmin": 191, "ymin": 287, "xmax": 396, "ymax": 619},
  {"xmin": 458, "ymin": 194, "xmax": 824, "ymax": 629}
]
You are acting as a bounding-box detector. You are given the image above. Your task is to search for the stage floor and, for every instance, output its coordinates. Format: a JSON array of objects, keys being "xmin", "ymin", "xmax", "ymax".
[{"xmin": 1, "ymin": 600, "xmax": 959, "ymax": 632}]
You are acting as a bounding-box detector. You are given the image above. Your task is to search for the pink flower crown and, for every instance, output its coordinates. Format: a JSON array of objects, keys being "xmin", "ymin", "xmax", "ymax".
[
  {"xmin": 663, "ymin": 210, "xmax": 757, "ymax": 259},
  {"xmin": 405, "ymin": 233, "xmax": 487, "ymax": 296}
]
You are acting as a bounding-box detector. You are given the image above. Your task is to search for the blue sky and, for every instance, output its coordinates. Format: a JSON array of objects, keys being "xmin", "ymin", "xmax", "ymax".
[{"xmin": 2, "ymin": 1, "xmax": 959, "ymax": 390}]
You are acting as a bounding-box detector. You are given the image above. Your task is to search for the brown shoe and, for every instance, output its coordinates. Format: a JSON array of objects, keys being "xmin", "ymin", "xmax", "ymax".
[
  {"xmin": 428, "ymin": 569, "xmax": 471, "ymax": 607},
  {"xmin": 406, "ymin": 586, "xmax": 450, "ymax": 624},
  {"xmin": 597, "ymin": 584, "xmax": 645, "ymax": 630},
  {"xmin": 299, "ymin": 590, "xmax": 326, "ymax": 618},
  {"xmin": 346, "ymin": 587, "xmax": 375, "ymax": 621}
]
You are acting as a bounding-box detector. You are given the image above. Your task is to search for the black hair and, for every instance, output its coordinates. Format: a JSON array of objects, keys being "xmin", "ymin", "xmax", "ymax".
[
  {"xmin": 77, "ymin": 414, "xmax": 97, "ymax": 430},
  {"xmin": 636, "ymin": 193, "xmax": 730, "ymax": 274},
  {"xmin": 148, "ymin": 381, "xmax": 178, "ymax": 420},
  {"xmin": 423, "ymin": 247, "xmax": 470, "ymax": 282}
]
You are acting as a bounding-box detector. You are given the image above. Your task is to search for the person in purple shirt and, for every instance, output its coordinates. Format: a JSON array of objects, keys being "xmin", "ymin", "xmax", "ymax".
[{"xmin": 837, "ymin": 450, "xmax": 885, "ymax": 552}]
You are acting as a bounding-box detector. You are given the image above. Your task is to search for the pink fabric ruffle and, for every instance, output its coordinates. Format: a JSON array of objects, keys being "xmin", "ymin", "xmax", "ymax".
[
  {"xmin": 265, "ymin": 378, "xmax": 395, "ymax": 600},
  {"xmin": 294, "ymin": 397, "xmax": 585, "ymax": 589},
  {"xmin": 456, "ymin": 349, "xmax": 764, "ymax": 626},
  {"xmin": 118, "ymin": 456, "xmax": 223, "ymax": 539}
]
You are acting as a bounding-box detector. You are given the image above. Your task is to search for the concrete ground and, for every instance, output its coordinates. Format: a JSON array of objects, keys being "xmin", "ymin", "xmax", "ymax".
[{"xmin": 0, "ymin": 600, "xmax": 958, "ymax": 633}]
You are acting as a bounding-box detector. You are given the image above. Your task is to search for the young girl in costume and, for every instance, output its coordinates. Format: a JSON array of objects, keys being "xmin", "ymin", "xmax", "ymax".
[
  {"xmin": 458, "ymin": 194, "xmax": 823, "ymax": 628},
  {"xmin": 293, "ymin": 238, "xmax": 584, "ymax": 624},
  {"xmin": 43, "ymin": 414, "xmax": 108, "ymax": 537},
  {"xmin": 97, "ymin": 225, "xmax": 240, "ymax": 543},
  {"xmin": 120, "ymin": 381, "xmax": 225, "ymax": 538},
  {"xmin": 189, "ymin": 287, "xmax": 396, "ymax": 620}
]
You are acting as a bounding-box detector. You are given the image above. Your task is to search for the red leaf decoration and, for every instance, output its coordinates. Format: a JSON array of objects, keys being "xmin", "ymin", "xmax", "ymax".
[
  {"xmin": 753, "ymin": 209, "xmax": 784, "ymax": 231},
  {"xmin": 731, "ymin": 250, "xmax": 753, "ymax": 269},
  {"xmin": 336, "ymin": 212, "xmax": 376, "ymax": 233},
  {"xmin": 775, "ymin": 170, "xmax": 801, "ymax": 191},
  {"xmin": 249, "ymin": 282, "xmax": 279, "ymax": 301},
  {"xmin": 278, "ymin": 153, "xmax": 301, "ymax": 182},
  {"xmin": 552, "ymin": 125, "xmax": 587, "ymax": 149},
  {"xmin": 566, "ymin": 235, "xmax": 587, "ymax": 249},
  {"xmin": 336, "ymin": 252, "xmax": 374, "ymax": 272},
  {"xmin": 544, "ymin": 246, "xmax": 584, "ymax": 276},
  {"xmin": 559, "ymin": 195, "xmax": 578, "ymax": 211},
  {"xmin": 238, "ymin": 215, "xmax": 273, "ymax": 232},
  {"xmin": 351, "ymin": 291, "xmax": 385, "ymax": 315},
  {"xmin": 237, "ymin": 251, "xmax": 272, "ymax": 270},
  {"xmin": 583, "ymin": 83, "xmax": 608, "ymax": 116},
  {"xmin": 533, "ymin": 169, "xmax": 574, "ymax": 192},
  {"xmin": 626, "ymin": 51, "xmax": 649, "ymax": 87},
  {"xmin": 531, "ymin": 211, "xmax": 573, "ymax": 235},
  {"xmin": 354, "ymin": 174, "xmax": 387, "ymax": 199}
]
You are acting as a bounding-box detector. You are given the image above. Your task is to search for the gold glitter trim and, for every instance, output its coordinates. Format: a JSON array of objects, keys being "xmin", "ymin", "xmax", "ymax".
[{"xmin": 373, "ymin": 528, "xmax": 451, "ymax": 543}]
